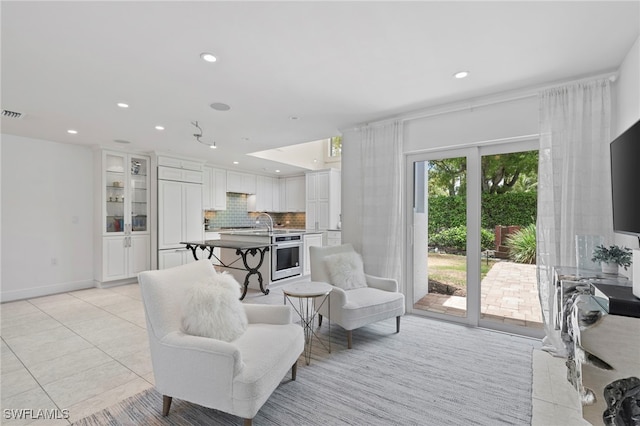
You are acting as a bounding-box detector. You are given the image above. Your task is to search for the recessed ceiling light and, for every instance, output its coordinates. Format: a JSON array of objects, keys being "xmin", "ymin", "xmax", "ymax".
[
  {"xmin": 275, "ymin": 169, "xmax": 281, "ymax": 173},
  {"xmin": 117, "ymin": 102, "xmax": 129, "ymax": 108},
  {"xmin": 67, "ymin": 129, "xmax": 78, "ymax": 134},
  {"xmin": 210, "ymin": 102, "xmax": 231, "ymax": 111},
  {"xmin": 200, "ymin": 52, "xmax": 217, "ymax": 63},
  {"xmin": 210, "ymin": 145, "xmax": 216, "ymax": 149},
  {"xmin": 233, "ymin": 161, "xmax": 239, "ymax": 165},
  {"xmin": 453, "ymin": 71, "xmax": 469, "ymax": 79},
  {"xmin": 155, "ymin": 125, "xmax": 165, "ymax": 131},
  {"xmin": 113, "ymin": 139, "xmax": 131, "ymax": 144}
]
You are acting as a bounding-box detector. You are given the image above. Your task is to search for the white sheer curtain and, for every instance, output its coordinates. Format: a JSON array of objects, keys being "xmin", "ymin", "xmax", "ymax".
[
  {"xmin": 537, "ymin": 79, "xmax": 612, "ymax": 355},
  {"xmin": 358, "ymin": 120, "xmax": 404, "ymax": 289}
]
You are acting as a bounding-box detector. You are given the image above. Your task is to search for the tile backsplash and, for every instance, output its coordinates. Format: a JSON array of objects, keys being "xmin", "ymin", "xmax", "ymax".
[{"xmin": 205, "ymin": 193, "xmax": 306, "ymax": 229}]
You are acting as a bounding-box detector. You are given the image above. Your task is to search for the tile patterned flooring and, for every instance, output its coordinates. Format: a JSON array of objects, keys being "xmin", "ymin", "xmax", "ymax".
[
  {"xmin": 415, "ymin": 261, "xmax": 544, "ymax": 329},
  {"xmin": 1, "ymin": 282, "xmax": 587, "ymax": 425}
]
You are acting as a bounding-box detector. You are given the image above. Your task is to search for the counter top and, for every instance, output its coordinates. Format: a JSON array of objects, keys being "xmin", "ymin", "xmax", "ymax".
[
  {"xmin": 181, "ymin": 240, "xmax": 274, "ymax": 250},
  {"xmin": 213, "ymin": 228, "xmax": 323, "ymax": 236}
]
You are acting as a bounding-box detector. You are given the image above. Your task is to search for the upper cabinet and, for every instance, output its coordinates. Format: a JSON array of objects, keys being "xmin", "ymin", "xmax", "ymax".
[
  {"xmin": 285, "ymin": 175, "xmax": 306, "ymax": 212},
  {"xmin": 102, "ymin": 151, "xmax": 150, "ymax": 235},
  {"xmin": 227, "ymin": 171, "xmax": 256, "ymax": 194},
  {"xmin": 248, "ymin": 175, "xmax": 275, "ymax": 212},
  {"xmin": 248, "ymin": 174, "xmax": 306, "ymax": 213},
  {"xmin": 203, "ymin": 166, "xmax": 227, "ymax": 210},
  {"xmin": 306, "ymin": 169, "xmax": 341, "ymax": 230}
]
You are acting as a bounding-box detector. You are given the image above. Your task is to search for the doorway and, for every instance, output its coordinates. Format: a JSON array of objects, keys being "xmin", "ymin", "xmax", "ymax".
[{"xmin": 407, "ymin": 141, "xmax": 543, "ymax": 337}]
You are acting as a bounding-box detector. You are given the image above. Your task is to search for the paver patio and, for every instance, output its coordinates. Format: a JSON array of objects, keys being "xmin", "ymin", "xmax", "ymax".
[{"xmin": 414, "ymin": 261, "xmax": 543, "ymax": 329}]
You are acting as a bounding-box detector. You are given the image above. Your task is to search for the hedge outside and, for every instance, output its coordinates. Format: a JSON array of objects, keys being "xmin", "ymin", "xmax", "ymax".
[{"xmin": 428, "ymin": 192, "xmax": 537, "ymax": 235}]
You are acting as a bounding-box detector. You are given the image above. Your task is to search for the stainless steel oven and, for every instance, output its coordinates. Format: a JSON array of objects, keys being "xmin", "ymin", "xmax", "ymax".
[{"xmin": 271, "ymin": 233, "xmax": 303, "ymax": 281}]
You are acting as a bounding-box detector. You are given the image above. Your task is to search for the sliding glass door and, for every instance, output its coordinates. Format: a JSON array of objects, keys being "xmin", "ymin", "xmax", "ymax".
[
  {"xmin": 407, "ymin": 140, "xmax": 543, "ymax": 336},
  {"xmin": 411, "ymin": 152, "xmax": 472, "ymax": 321}
]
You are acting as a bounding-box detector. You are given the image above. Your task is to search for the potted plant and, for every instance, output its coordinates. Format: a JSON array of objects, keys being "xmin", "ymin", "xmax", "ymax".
[{"xmin": 591, "ymin": 244, "xmax": 632, "ymax": 274}]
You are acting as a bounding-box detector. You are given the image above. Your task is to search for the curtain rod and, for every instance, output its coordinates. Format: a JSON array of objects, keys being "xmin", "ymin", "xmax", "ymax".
[
  {"xmin": 344, "ymin": 70, "xmax": 619, "ymax": 131},
  {"xmin": 403, "ymin": 134, "xmax": 541, "ymax": 156}
]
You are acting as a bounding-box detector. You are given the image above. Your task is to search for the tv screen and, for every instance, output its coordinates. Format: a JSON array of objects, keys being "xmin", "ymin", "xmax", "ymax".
[{"xmin": 610, "ymin": 119, "xmax": 640, "ymax": 236}]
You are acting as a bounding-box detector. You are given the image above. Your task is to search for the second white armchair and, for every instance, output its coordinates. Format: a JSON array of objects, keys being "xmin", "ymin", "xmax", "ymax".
[{"xmin": 309, "ymin": 244, "xmax": 405, "ymax": 349}]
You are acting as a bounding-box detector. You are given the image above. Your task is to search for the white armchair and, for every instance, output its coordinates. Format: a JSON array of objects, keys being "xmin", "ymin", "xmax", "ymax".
[
  {"xmin": 138, "ymin": 260, "xmax": 304, "ymax": 425},
  {"xmin": 309, "ymin": 244, "xmax": 405, "ymax": 349}
]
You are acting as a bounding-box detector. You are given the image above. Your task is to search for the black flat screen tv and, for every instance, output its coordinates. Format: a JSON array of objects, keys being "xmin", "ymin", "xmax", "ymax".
[{"xmin": 610, "ymin": 119, "xmax": 640, "ymax": 236}]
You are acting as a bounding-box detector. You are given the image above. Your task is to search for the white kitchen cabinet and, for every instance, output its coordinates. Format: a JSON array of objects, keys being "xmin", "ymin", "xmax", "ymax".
[
  {"xmin": 103, "ymin": 235, "xmax": 150, "ymax": 281},
  {"xmin": 248, "ymin": 175, "xmax": 274, "ymax": 212},
  {"xmin": 203, "ymin": 166, "xmax": 227, "ymax": 210},
  {"xmin": 227, "ymin": 171, "xmax": 256, "ymax": 194},
  {"xmin": 303, "ymin": 233, "xmax": 323, "ymax": 276},
  {"xmin": 306, "ymin": 169, "xmax": 341, "ymax": 230},
  {"xmin": 285, "ymin": 175, "xmax": 305, "ymax": 212},
  {"xmin": 158, "ymin": 156, "xmax": 203, "ymax": 171},
  {"xmin": 158, "ymin": 247, "xmax": 197, "ymax": 270},
  {"xmin": 272, "ymin": 178, "xmax": 282, "ymax": 212},
  {"xmin": 95, "ymin": 150, "xmax": 150, "ymax": 283},
  {"xmin": 325, "ymin": 230, "xmax": 342, "ymax": 247},
  {"xmin": 158, "ymin": 180, "xmax": 203, "ymax": 249}
]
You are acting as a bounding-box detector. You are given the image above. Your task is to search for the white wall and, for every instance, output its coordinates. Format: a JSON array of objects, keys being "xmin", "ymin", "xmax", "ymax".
[
  {"xmin": 404, "ymin": 96, "xmax": 539, "ymax": 152},
  {"xmin": 1, "ymin": 135, "xmax": 94, "ymax": 301},
  {"xmin": 615, "ymin": 35, "xmax": 640, "ymax": 138},
  {"xmin": 613, "ymin": 35, "xmax": 640, "ymax": 256}
]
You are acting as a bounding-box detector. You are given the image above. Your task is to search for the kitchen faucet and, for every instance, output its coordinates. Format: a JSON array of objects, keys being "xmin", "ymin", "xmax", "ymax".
[{"xmin": 255, "ymin": 213, "xmax": 274, "ymax": 234}]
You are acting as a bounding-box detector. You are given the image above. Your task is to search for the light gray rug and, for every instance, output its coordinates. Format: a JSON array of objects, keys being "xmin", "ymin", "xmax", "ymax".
[{"xmin": 73, "ymin": 315, "xmax": 535, "ymax": 426}]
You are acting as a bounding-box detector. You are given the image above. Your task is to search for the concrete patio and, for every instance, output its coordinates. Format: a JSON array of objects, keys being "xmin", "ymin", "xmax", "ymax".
[{"xmin": 414, "ymin": 261, "xmax": 543, "ymax": 329}]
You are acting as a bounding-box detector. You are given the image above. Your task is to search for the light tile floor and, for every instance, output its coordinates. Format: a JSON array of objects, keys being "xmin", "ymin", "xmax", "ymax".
[{"xmin": 1, "ymin": 282, "xmax": 586, "ymax": 425}]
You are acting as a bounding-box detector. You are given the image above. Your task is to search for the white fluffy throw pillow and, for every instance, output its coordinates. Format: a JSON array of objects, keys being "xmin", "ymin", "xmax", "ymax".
[
  {"xmin": 181, "ymin": 272, "xmax": 248, "ymax": 342},
  {"xmin": 324, "ymin": 251, "xmax": 368, "ymax": 290}
]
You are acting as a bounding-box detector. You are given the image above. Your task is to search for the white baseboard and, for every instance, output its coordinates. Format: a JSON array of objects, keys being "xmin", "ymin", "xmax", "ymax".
[
  {"xmin": 0, "ymin": 279, "xmax": 95, "ymax": 303},
  {"xmin": 95, "ymin": 278, "xmax": 137, "ymax": 289}
]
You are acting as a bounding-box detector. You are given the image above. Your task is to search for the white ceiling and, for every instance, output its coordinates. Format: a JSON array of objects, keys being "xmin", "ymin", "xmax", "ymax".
[{"xmin": 2, "ymin": 1, "xmax": 639, "ymax": 175}]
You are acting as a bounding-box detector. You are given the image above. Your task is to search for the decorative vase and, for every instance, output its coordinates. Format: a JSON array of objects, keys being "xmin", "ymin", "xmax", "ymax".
[{"xmin": 601, "ymin": 262, "xmax": 618, "ymax": 275}]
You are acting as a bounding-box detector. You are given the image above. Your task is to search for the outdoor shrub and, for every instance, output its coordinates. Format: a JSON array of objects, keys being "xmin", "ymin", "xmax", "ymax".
[
  {"xmin": 480, "ymin": 228, "xmax": 495, "ymax": 250},
  {"xmin": 506, "ymin": 223, "xmax": 537, "ymax": 264},
  {"xmin": 428, "ymin": 192, "xmax": 537, "ymax": 235},
  {"xmin": 429, "ymin": 225, "xmax": 495, "ymax": 252},
  {"xmin": 481, "ymin": 192, "xmax": 537, "ymax": 229},
  {"xmin": 428, "ymin": 196, "xmax": 466, "ymax": 234}
]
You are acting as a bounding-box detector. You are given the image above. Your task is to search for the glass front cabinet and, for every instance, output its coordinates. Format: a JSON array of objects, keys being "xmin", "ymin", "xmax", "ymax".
[{"xmin": 96, "ymin": 150, "xmax": 151, "ymax": 283}]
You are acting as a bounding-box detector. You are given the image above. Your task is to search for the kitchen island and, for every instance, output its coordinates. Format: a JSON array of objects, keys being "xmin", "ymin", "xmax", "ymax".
[{"xmin": 181, "ymin": 239, "xmax": 273, "ymax": 300}]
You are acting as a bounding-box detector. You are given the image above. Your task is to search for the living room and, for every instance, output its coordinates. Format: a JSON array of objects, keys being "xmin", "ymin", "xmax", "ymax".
[{"xmin": 2, "ymin": 2, "xmax": 640, "ymax": 425}]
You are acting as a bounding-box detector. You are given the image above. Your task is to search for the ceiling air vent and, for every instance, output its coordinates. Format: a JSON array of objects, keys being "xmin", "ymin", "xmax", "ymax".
[{"xmin": 2, "ymin": 109, "xmax": 25, "ymax": 119}]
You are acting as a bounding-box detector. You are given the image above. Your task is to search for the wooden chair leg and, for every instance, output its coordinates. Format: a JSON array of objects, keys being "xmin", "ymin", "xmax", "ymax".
[
  {"xmin": 318, "ymin": 314, "xmax": 323, "ymax": 327},
  {"xmin": 347, "ymin": 330, "xmax": 353, "ymax": 349},
  {"xmin": 162, "ymin": 395, "xmax": 172, "ymax": 416},
  {"xmin": 244, "ymin": 419, "xmax": 252, "ymax": 426},
  {"xmin": 396, "ymin": 316, "xmax": 401, "ymax": 333},
  {"xmin": 292, "ymin": 360, "xmax": 298, "ymax": 381}
]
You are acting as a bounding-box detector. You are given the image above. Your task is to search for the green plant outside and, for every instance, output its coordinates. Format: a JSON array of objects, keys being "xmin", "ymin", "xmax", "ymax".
[
  {"xmin": 428, "ymin": 192, "xmax": 537, "ymax": 235},
  {"xmin": 429, "ymin": 225, "xmax": 495, "ymax": 251},
  {"xmin": 505, "ymin": 223, "xmax": 537, "ymax": 264}
]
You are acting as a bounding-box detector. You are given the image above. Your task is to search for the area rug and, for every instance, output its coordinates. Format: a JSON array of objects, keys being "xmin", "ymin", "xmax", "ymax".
[{"xmin": 73, "ymin": 315, "xmax": 535, "ymax": 426}]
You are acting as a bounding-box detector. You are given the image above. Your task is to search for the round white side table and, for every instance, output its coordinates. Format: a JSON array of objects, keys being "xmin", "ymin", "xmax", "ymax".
[{"xmin": 282, "ymin": 281, "xmax": 332, "ymax": 365}]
